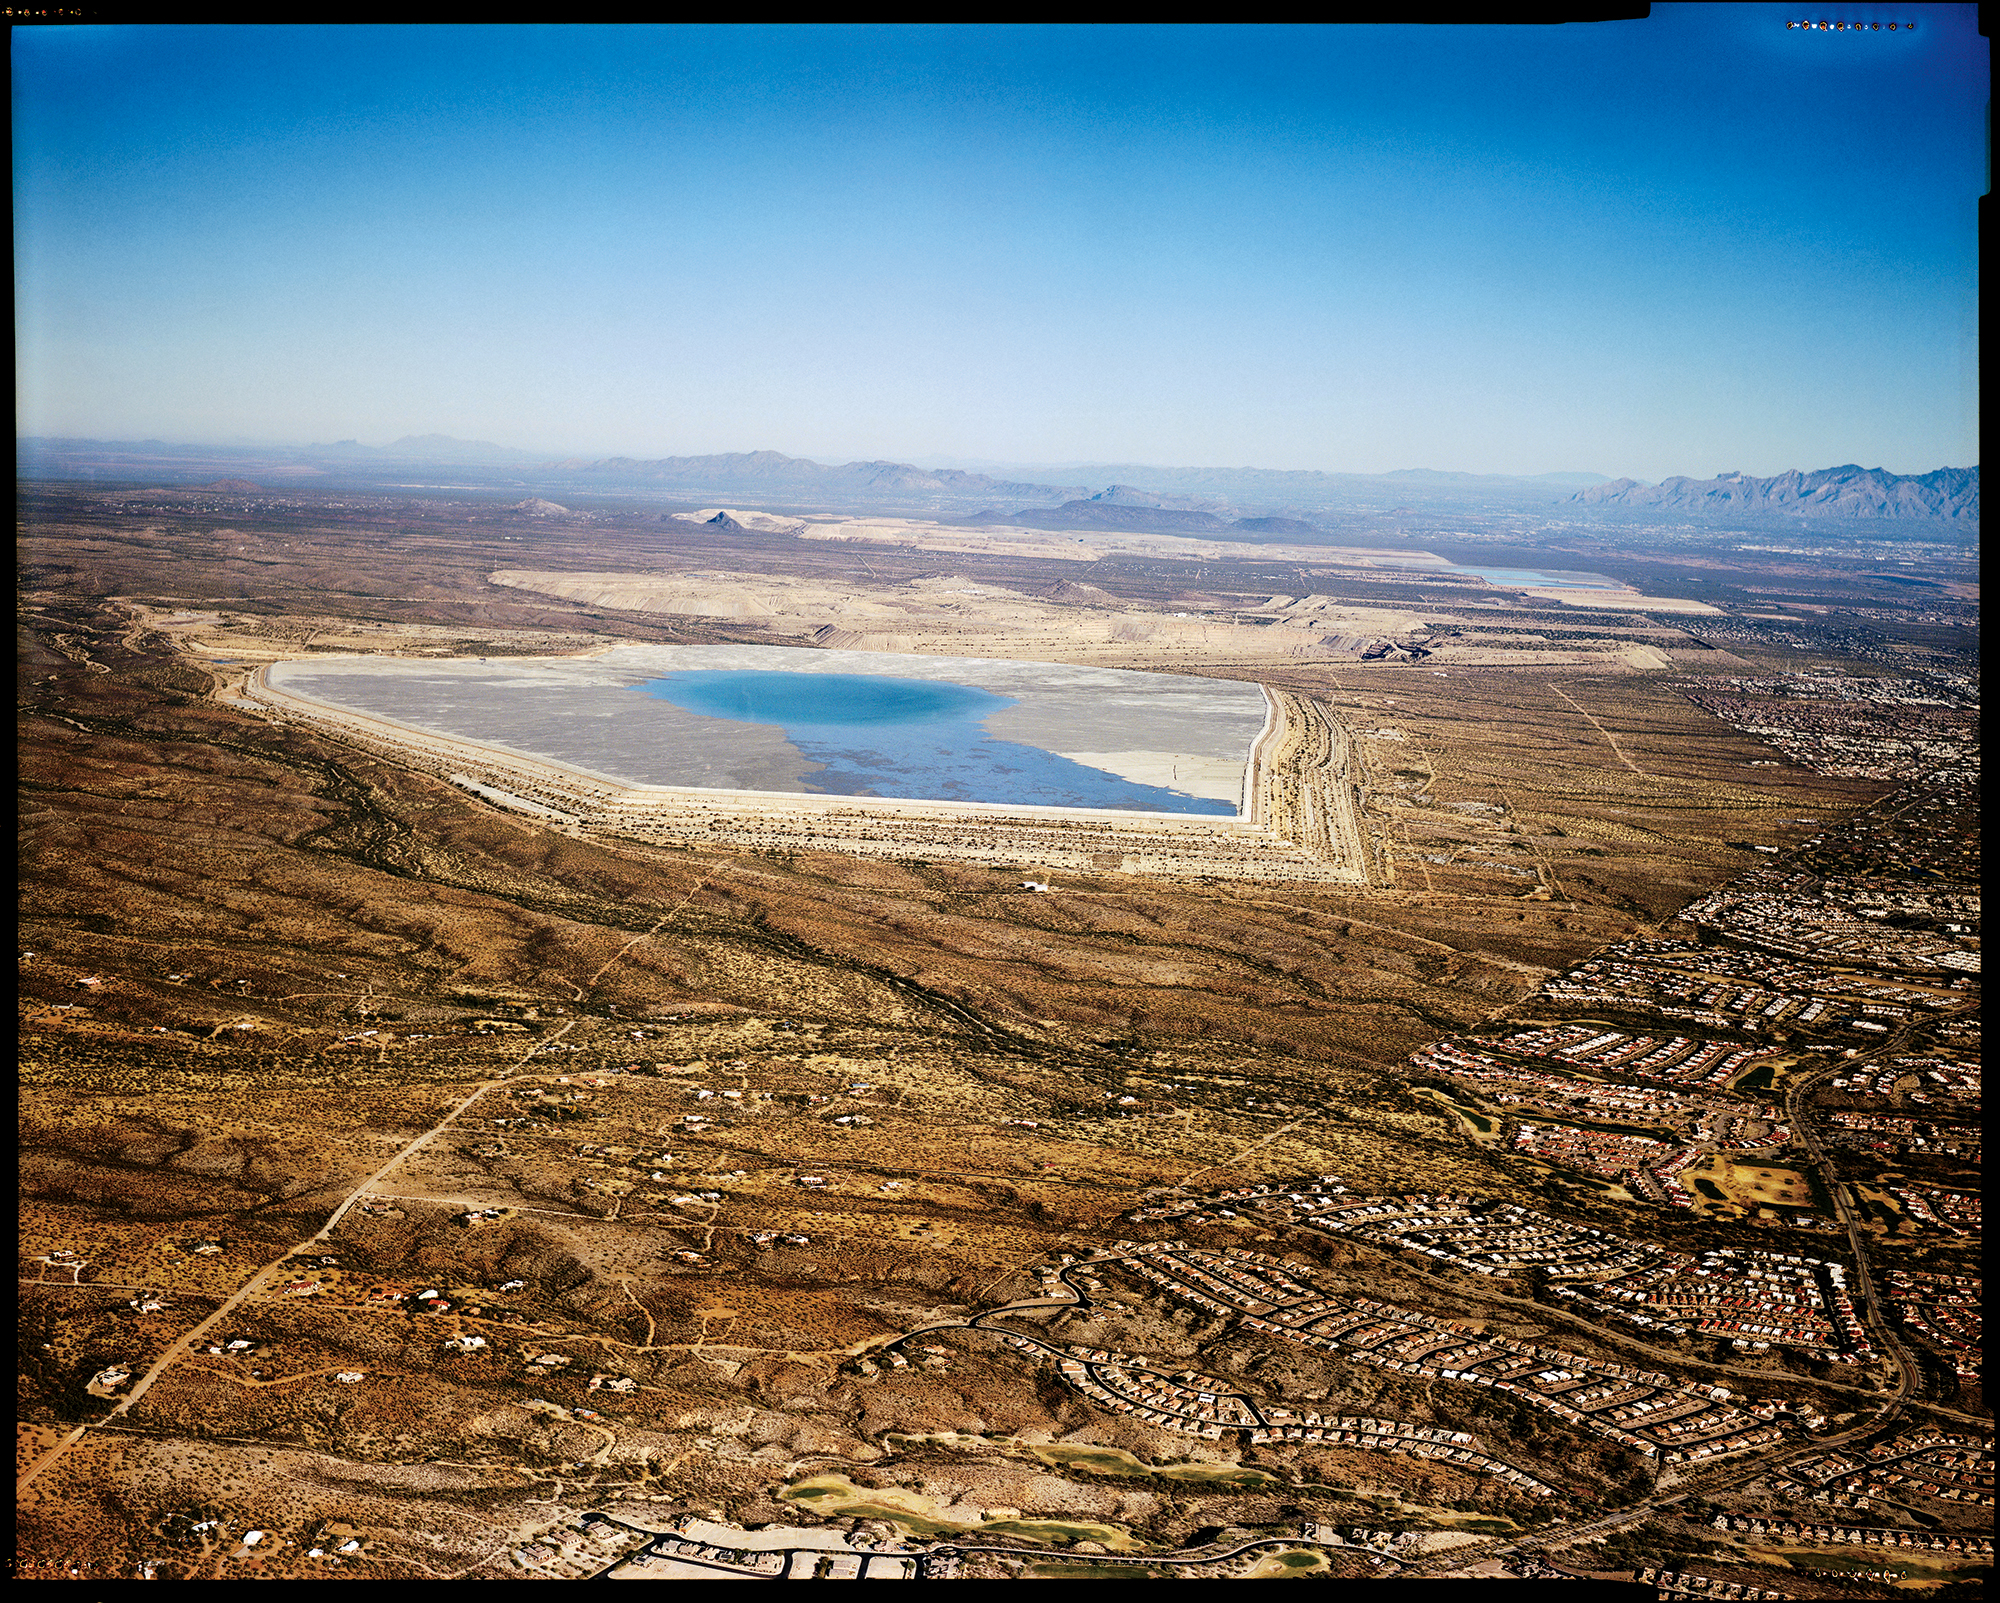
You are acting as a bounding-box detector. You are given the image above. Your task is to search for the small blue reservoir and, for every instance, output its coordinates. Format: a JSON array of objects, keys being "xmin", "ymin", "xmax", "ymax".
[{"xmin": 636, "ymin": 669, "xmax": 1235, "ymax": 814}]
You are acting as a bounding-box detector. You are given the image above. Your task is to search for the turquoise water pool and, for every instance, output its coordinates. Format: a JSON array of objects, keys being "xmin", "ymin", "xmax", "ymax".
[{"xmin": 638, "ymin": 669, "xmax": 1237, "ymax": 814}]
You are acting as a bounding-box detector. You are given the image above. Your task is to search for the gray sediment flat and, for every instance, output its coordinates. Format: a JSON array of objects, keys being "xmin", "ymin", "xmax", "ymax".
[{"xmin": 269, "ymin": 645, "xmax": 1268, "ymax": 812}]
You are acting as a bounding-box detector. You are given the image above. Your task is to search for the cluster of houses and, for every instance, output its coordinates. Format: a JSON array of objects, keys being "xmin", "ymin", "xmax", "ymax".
[
  {"xmin": 1809, "ymin": 970, "xmax": 1959, "ymax": 1012},
  {"xmin": 1858, "ymin": 1433, "xmax": 1994, "ymax": 1508},
  {"xmin": 1095, "ymin": 1241, "xmax": 1794, "ymax": 1466},
  {"xmin": 1884, "ymin": 1269, "xmax": 1982, "ymax": 1379},
  {"xmin": 1511, "ymin": 1119, "xmax": 1675, "ymax": 1185},
  {"xmin": 1535, "ymin": 964, "xmax": 1795, "ymax": 1034},
  {"xmin": 1885, "ymin": 1182, "xmax": 1981, "ymax": 1236},
  {"xmin": 1673, "ymin": 674, "xmax": 1979, "ymax": 783},
  {"xmin": 1576, "ymin": 1247, "xmax": 1867, "ymax": 1360},
  {"xmin": 520, "ymin": 1348, "xmax": 638, "ymax": 1394},
  {"xmin": 1035, "ymin": 1299, "xmax": 1563, "ymax": 1489},
  {"xmin": 510, "ymin": 1513, "xmax": 651, "ymax": 1575},
  {"xmin": 1679, "ymin": 873, "xmax": 1978, "ymax": 978},
  {"xmin": 1808, "ymin": 749, "xmax": 1979, "ymax": 859},
  {"xmin": 1770, "ymin": 1457, "xmax": 1871, "ymax": 1508},
  {"xmin": 1292, "ymin": 1192, "xmax": 1657, "ymax": 1281},
  {"xmin": 1429, "ymin": 1048, "xmax": 1798, "ymax": 1188},
  {"xmin": 1638, "ymin": 1567, "xmax": 1786, "ymax": 1600},
  {"xmin": 1628, "ymin": 1145, "xmax": 1708, "ymax": 1209},
  {"xmin": 1481, "ymin": 856, "xmax": 1978, "ymax": 1080},
  {"xmin": 1156, "ymin": 1185, "xmax": 1877, "ymax": 1366},
  {"xmin": 198, "ymin": 1337, "xmax": 263, "ymax": 1357},
  {"xmin": 1829, "ymin": 1053, "xmax": 1982, "ymax": 1101},
  {"xmin": 1130, "ymin": 1177, "xmax": 1350, "ymax": 1225},
  {"xmin": 1119, "ymin": 1242, "xmax": 1312, "ymax": 1316},
  {"xmin": 28, "ymin": 1248, "xmax": 91, "ymax": 1285},
  {"xmin": 1055, "ymin": 1354, "xmax": 1259, "ymax": 1436},
  {"xmin": 1459, "ymin": 1021, "xmax": 1785, "ymax": 1091},
  {"xmin": 1261, "ymin": 1305, "xmax": 1777, "ymax": 1465},
  {"xmin": 1828, "ymin": 1111, "xmax": 1980, "ymax": 1160},
  {"xmin": 1718, "ymin": 932, "xmax": 1965, "ymax": 1009},
  {"xmin": 1416, "ymin": 1039, "xmax": 1712, "ymax": 1122},
  {"xmin": 1607, "ymin": 936, "xmax": 1819, "ymax": 983},
  {"xmin": 1712, "ymin": 1515, "xmax": 1991, "ymax": 1555},
  {"xmin": 619, "ymin": 1536, "xmax": 787, "ymax": 1576},
  {"xmin": 1660, "ymin": 1421, "xmax": 1790, "ymax": 1463},
  {"xmin": 1774, "ymin": 1428, "xmax": 1994, "ymax": 1511},
  {"xmin": 1251, "ymin": 1417, "xmax": 1552, "ymax": 1496},
  {"xmin": 610, "ymin": 1516, "xmax": 914, "ymax": 1582}
]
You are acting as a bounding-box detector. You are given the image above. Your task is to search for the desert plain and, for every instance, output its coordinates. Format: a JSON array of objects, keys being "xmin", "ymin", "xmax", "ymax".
[{"xmin": 16, "ymin": 478, "xmax": 1983, "ymax": 1587}]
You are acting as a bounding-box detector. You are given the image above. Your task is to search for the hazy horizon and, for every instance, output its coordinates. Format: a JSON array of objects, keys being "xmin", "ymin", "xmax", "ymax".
[
  {"xmin": 19, "ymin": 426, "xmax": 1629, "ymax": 481},
  {"xmin": 14, "ymin": 13, "xmax": 1985, "ymax": 483},
  {"xmin": 17, "ymin": 429, "xmax": 1982, "ymax": 493}
]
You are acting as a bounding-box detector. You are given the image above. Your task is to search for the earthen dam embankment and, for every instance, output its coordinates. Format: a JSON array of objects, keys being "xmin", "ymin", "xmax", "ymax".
[{"xmin": 240, "ymin": 666, "xmax": 1373, "ymax": 885}]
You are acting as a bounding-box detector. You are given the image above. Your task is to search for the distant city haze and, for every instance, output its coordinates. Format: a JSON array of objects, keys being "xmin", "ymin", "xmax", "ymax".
[{"xmin": 12, "ymin": 14, "xmax": 1985, "ymax": 482}]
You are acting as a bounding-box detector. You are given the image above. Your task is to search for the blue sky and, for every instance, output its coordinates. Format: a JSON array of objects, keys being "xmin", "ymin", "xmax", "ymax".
[{"xmin": 12, "ymin": 11, "xmax": 1986, "ymax": 480}]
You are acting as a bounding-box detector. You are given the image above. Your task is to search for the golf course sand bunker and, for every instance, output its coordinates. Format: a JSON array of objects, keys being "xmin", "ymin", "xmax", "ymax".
[{"xmin": 270, "ymin": 645, "xmax": 1267, "ymax": 816}]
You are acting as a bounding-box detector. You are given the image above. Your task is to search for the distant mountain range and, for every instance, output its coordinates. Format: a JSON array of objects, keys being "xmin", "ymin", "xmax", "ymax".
[
  {"xmin": 1571, "ymin": 464, "xmax": 1979, "ymax": 523},
  {"xmin": 18, "ymin": 433, "xmax": 546, "ymax": 469},
  {"xmin": 975, "ymin": 485, "xmax": 1240, "ymax": 535},
  {"xmin": 15, "ymin": 435, "xmax": 1978, "ymax": 528},
  {"xmin": 921, "ymin": 458, "xmax": 1609, "ymax": 489},
  {"xmin": 547, "ymin": 449, "xmax": 1085, "ymax": 504},
  {"xmin": 968, "ymin": 488, "xmax": 1341, "ymax": 540},
  {"xmin": 930, "ymin": 459, "xmax": 1613, "ymax": 515},
  {"xmin": 310, "ymin": 433, "xmax": 541, "ymax": 463}
]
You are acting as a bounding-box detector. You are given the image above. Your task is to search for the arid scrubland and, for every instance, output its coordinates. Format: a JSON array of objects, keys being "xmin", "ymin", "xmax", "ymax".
[{"xmin": 17, "ymin": 486, "xmax": 1976, "ymax": 1585}]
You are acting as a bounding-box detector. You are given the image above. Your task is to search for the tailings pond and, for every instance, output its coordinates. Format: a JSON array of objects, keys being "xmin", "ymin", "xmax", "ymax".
[{"xmin": 269, "ymin": 645, "xmax": 1269, "ymax": 815}]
